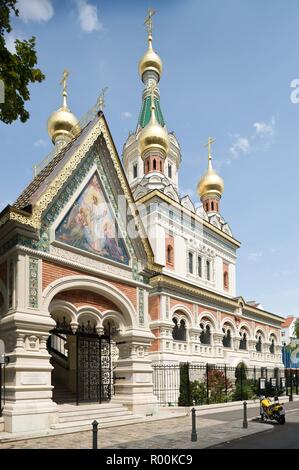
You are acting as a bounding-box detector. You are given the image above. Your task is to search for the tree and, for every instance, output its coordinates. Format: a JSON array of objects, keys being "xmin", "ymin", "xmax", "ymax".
[
  {"xmin": 294, "ymin": 318, "xmax": 299, "ymax": 339},
  {"xmin": 0, "ymin": 0, "xmax": 45, "ymax": 124}
]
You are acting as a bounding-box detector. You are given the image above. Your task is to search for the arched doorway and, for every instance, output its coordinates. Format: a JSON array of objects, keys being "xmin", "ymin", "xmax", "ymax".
[{"xmin": 48, "ymin": 310, "xmax": 112, "ymax": 405}]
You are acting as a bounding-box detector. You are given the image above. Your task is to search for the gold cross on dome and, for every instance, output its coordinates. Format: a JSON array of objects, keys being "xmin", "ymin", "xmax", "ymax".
[
  {"xmin": 144, "ymin": 8, "xmax": 156, "ymax": 36},
  {"xmin": 60, "ymin": 69, "xmax": 69, "ymax": 95},
  {"xmin": 204, "ymin": 136, "xmax": 215, "ymax": 160},
  {"xmin": 97, "ymin": 86, "xmax": 108, "ymax": 111}
]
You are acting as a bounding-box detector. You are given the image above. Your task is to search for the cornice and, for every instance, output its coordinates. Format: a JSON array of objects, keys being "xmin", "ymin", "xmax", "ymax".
[{"xmin": 150, "ymin": 274, "xmax": 284, "ymax": 324}]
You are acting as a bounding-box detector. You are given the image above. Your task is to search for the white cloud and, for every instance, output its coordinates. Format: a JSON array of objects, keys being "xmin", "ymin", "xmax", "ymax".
[
  {"xmin": 17, "ymin": 0, "xmax": 54, "ymax": 23},
  {"xmin": 229, "ymin": 136, "xmax": 251, "ymax": 158},
  {"xmin": 5, "ymin": 33, "xmax": 17, "ymax": 53},
  {"xmin": 253, "ymin": 117, "xmax": 275, "ymax": 137},
  {"xmin": 34, "ymin": 139, "xmax": 48, "ymax": 148},
  {"xmin": 227, "ymin": 116, "xmax": 276, "ymax": 165},
  {"xmin": 121, "ymin": 111, "xmax": 132, "ymax": 119},
  {"xmin": 76, "ymin": 0, "xmax": 102, "ymax": 33}
]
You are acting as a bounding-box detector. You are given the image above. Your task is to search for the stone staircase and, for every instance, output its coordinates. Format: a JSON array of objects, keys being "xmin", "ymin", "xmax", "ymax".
[
  {"xmin": 53, "ymin": 382, "xmax": 77, "ymax": 404},
  {"xmin": 51, "ymin": 402, "xmax": 145, "ymax": 432}
]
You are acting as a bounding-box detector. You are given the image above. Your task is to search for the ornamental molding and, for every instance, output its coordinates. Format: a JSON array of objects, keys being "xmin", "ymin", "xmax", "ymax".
[
  {"xmin": 150, "ymin": 274, "xmax": 284, "ymax": 324},
  {"xmin": 14, "ymin": 244, "xmax": 151, "ymax": 290}
]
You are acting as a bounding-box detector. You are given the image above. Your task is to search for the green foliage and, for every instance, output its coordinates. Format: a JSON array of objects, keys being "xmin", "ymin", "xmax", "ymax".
[
  {"xmin": 295, "ymin": 318, "xmax": 299, "ymax": 339},
  {"xmin": 189, "ymin": 380, "xmax": 207, "ymax": 405},
  {"xmin": 233, "ymin": 379, "xmax": 259, "ymax": 401},
  {"xmin": 235, "ymin": 362, "xmax": 247, "ymax": 383},
  {"xmin": 0, "ymin": 0, "xmax": 45, "ymax": 124},
  {"xmin": 207, "ymin": 368, "xmax": 233, "ymax": 403},
  {"xmin": 178, "ymin": 363, "xmax": 191, "ymax": 406}
]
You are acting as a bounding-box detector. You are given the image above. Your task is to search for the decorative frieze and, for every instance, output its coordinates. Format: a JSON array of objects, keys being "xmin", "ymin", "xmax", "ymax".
[
  {"xmin": 138, "ymin": 288, "xmax": 145, "ymax": 325},
  {"xmin": 28, "ymin": 257, "xmax": 39, "ymax": 309}
]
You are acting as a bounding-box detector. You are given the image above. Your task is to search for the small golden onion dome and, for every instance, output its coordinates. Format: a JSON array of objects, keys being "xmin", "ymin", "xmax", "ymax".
[
  {"xmin": 138, "ymin": 36, "xmax": 163, "ymax": 79},
  {"xmin": 47, "ymin": 105, "xmax": 79, "ymax": 144},
  {"xmin": 139, "ymin": 99, "xmax": 169, "ymax": 156},
  {"xmin": 197, "ymin": 158, "xmax": 224, "ymax": 199}
]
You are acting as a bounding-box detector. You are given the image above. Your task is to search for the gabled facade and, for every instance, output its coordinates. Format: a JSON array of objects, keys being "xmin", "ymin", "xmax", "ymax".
[{"xmin": 0, "ymin": 112, "xmax": 161, "ymax": 433}]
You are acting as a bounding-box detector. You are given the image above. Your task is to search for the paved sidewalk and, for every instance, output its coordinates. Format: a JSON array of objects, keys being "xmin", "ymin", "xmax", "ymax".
[{"xmin": 0, "ymin": 415, "xmax": 271, "ymax": 449}]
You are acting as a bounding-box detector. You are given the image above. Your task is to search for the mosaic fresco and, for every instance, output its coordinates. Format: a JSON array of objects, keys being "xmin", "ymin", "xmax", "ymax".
[{"xmin": 56, "ymin": 173, "xmax": 129, "ymax": 264}]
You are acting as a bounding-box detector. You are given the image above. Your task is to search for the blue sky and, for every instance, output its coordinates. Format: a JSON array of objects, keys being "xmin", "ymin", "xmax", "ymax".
[{"xmin": 1, "ymin": 0, "xmax": 299, "ymax": 317}]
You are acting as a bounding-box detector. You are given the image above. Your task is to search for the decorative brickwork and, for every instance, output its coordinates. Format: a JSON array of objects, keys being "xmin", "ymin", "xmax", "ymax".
[
  {"xmin": 149, "ymin": 295, "xmax": 160, "ymax": 321},
  {"xmin": 42, "ymin": 260, "xmax": 137, "ymax": 308}
]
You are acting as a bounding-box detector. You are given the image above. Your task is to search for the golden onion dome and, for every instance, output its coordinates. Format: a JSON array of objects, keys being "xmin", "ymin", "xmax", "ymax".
[
  {"xmin": 47, "ymin": 70, "xmax": 80, "ymax": 145},
  {"xmin": 47, "ymin": 105, "xmax": 79, "ymax": 144},
  {"xmin": 139, "ymin": 97, "xmax": 169, "ymax": 156},
  {"xmin": 197, "ymin": 157, "xmax": 224, "ymax": 199},
  {"xmin": 138, "ymin": 36, "xmax": 163, "ymax": 79}
]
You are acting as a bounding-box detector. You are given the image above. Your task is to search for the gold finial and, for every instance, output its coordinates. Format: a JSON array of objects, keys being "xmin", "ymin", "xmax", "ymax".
[
  {"xmin": 97, "ymin": 87, "xmax": 108, "ymax": 112},
  {"xmin": 144, "ymin": 8, "xmax": 156, "ymax": 38},
  {"xmin": 60, "ymin": 69, "xmax": 69, "ymax": 108}
]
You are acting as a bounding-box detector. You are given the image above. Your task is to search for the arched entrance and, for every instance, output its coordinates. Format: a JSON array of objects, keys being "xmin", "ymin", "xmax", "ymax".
[
  {"xmin": 48, "ymin": 312, "xmax": 112, "ymax": 405},
  {"xmin": 45, "ymin": 282, "xmax": 132, "ymax": 406}
]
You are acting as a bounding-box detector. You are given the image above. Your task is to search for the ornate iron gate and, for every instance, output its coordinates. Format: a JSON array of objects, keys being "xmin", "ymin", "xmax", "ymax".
[{"xmin": 76, "ymin": 333, "xmax": 111, "ymax": 404}]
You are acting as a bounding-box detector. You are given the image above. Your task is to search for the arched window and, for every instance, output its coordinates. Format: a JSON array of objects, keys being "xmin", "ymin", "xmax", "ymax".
[
  {"xmin": 146, "ymin": 160, "xmax": 150, "ymax": 172},
  {"xmin": 133, "ymin": 163, "xmax": 138, "ymax": 179},
  {"xmin": 224, "ymin": 272, "xmax": 229, "ymax": 289},
  {"xmin": 206, "ymin": 260, "xmax": 211, "ymax": 281},
  {"xmin": 160, "ymin": 160, "xmax": 162, "ymax": 171},
  {"xmin": 270, "ymin": 338, "xmax": 275, "ymax": 354},
  {"xmin": 188, "ymin": 252, "xmax": 194, "ymax": 273},
  {"xmin": 211, "ymin": 201, "xmax": 214, "ymax": 211},
  {"xmin": 205, "ymin": 203, "xmax": 209, "ymax": 212},
  {"xmin": 167, "ymin": 245, "xmax": 174, "ymax": 265},
  {"xmin": 153, "ymin": 159, "xmax": 157, "ymax": 170},
  {"xmin": 168, "ymin": 164, "xmax": 172, "ymax": 178},
  {"xmin": 239, "ymin": 332, "xmax": 247, "ymax": 350},
  {"xmin": 222, "ymin": 328, "xmax": 231, "ymax": 348},
  {"xmin": 256, "ymin": 335, "xmax": 262, "ymax": 352},
  {"xmin": 172, "ymin": 318, "xmax": 179, "ymax": 340},
  {"xmin": 172, "ymin": 317, "xmax": 187, "ymax": 342},
  {"xmin": 179, "ymin": 319, "xmax": 186, "ymax": 341},
  {"xmin": 197, "ymin": 256, "xmax": 202, "ymax": 277},
  {"xmin": 200, "ymin": 323, "xmax": 211, "ymax": 345}
]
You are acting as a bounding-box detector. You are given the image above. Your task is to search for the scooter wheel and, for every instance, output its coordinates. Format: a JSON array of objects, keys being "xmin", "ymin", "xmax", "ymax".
[{"xmin": 278, "ymin": 416, "xmax": 285, "ymax": 425}]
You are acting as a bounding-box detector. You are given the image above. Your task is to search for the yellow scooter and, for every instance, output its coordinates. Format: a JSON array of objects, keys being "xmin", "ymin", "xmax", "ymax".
[{"xmin": 260, "ymin": 396, "xmax": 286, "ymax": 425}]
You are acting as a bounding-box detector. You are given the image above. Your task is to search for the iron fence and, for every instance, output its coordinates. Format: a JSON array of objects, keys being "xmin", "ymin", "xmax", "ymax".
[{"xmin": 153, "ymin": 362, "xmax": 288, "ymax": 406}]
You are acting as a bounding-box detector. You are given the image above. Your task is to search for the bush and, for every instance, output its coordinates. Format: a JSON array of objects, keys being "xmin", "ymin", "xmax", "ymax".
[
  {"xmin": 190, "ymin": 380, "xmax": 207, "ymax": 405},
  {"xmin": 178, "ymin": 363, "xmax": 191, "ymax": 406}
]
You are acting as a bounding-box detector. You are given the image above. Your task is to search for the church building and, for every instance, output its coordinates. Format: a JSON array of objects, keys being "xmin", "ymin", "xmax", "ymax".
[{"xmin": 0, "ymin": 11, "xmax": 284, "ymax": 435}]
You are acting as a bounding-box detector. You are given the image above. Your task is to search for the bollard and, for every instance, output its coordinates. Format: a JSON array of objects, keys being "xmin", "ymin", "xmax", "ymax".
[
  {"xmin": 92, "ymin": 420, "xmax": 98, "ymax": 449},
  {"xmin": 242, "ymin": 401, "xmax": 248, "ymax": 429},
  {"xmin": 191, "ymin": 407, "xmax": 197, "ymax": 442}
]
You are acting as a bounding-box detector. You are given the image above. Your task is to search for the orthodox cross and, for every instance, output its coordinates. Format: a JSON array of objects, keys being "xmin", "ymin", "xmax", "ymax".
[
  {"xmin": 97, "ymin": 86, "xmax": 108, "ymax": 112},
  {"xmin": 144, "ymin": 8, "xmax": 156, "ymax": 36},
  {"xmin": 204, "ymin": 136, "xmax": 215, "ymax": 161},
  {"xmin": 60, "ymin": 69, "xmax": 69, "ymax": 94},
  {"xmin": 60, "ymin": 69, "xmax": 69, "ymax": 107}
]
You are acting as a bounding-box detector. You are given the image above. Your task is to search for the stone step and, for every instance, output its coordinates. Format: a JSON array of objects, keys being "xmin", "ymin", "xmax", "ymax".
[
  {"xmin": 51, "ymin": 414, "xmax": 145, "ymax": 431},
  {"xmin": 59, "ymin": 410, "xmax": 131, "ymax": 423},
  {"xmin": 57, "ymin": 402, "xmax": 122, "ymax": 412}
]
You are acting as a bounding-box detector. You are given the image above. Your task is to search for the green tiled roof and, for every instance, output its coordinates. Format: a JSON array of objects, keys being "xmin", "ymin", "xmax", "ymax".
[{"xmin": 138, "ymin": 96, "xmax": 165, "ymax": 128}]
